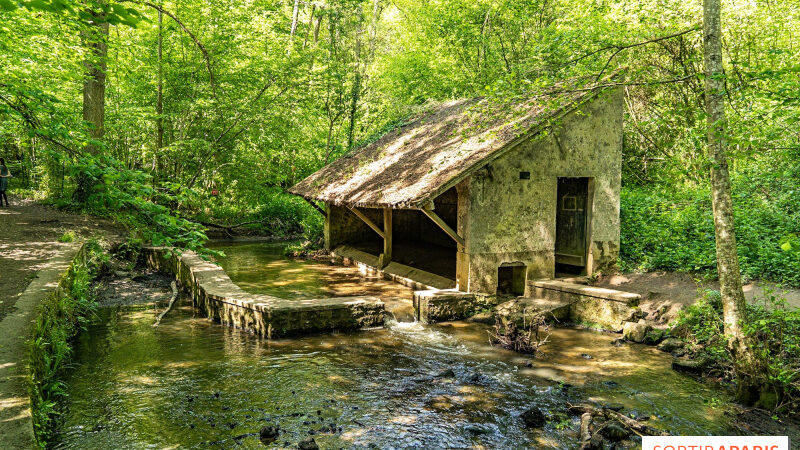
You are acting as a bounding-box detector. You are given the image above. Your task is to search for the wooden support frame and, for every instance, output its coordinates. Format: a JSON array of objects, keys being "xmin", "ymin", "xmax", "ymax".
[
  {"xmin": 421, "ymin": 204, "xmax": 465, "ymax": 247},
  {"xmin": 383, "ymin": 208, "xmax": 392, "ymax": 263},
  {"xmin": 301, "ymin": 197, "xmax": 326, "ymax": 216},
  {"xmin": 347, "ymin": 207, "xmax": 385, "ymax": 239}
]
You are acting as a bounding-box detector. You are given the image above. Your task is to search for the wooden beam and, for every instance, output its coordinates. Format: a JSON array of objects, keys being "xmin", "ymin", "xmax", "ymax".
[
  {"xmin": 348, "ymin": 207, "xmax": 384, "ymax": 239},
  {"xmin": 383, "ymin": 208, "xmax": 392, "ymax": 264},
  {"xmin": 421, "ymin": 205, "xmax": 465, "ymax": 247},
  {"xmin": 301, "ymin": 197, "xmax": 325, "ymax": 216}
]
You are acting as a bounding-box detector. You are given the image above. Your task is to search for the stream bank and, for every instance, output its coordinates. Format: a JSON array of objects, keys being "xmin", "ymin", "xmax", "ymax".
[{"xmin": 48, "ymin": 240, "xmax": 794, "ymax": 448}]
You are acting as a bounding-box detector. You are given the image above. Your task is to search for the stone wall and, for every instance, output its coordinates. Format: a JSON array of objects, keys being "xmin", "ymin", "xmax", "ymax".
[
  {"xmin": 460, "ymin": 89, "xmax": 623, "ymax": 294},
  {"xmin": 143, "ymin": 248, "xmax": 385, "ymax": 338},
  {"xmin": 0, "ymin": 242, "xmax": 84, "ymax": 448},
  {"xmin": 529, "ymin": 280, "xmax": 640, "ymax": 331}
]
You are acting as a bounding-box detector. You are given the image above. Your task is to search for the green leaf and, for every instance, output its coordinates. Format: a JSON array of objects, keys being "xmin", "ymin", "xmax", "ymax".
[
  {"xmin": 780, "ymin": 242, "xmax": 792, "ymax": 251},
  {"xmin": 0, "ymin": 0, "xmax": 18, "ymax": 11}
]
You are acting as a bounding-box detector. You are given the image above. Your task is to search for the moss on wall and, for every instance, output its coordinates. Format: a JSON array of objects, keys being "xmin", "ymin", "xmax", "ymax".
[{"xmin": 462, "ymin": 89, "xmax": 623, "ymax": 293}]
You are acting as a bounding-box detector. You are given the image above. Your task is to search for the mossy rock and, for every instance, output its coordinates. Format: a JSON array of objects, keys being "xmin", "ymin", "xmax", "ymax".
[{"xmin": 642, "ymin": 329, "xmax": 664, "ymax": 345}]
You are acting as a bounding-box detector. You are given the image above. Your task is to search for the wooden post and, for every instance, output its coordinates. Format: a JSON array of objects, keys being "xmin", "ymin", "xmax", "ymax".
[{"xmin": 383, "ymin": 208, "xmax": 392, "ymax": 267}]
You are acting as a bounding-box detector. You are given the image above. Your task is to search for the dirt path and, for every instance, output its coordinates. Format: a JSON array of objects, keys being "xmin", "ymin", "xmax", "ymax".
[
  {"xmin": 594, "ymin": 271, "xmax": 800, "ymax": 325},
  {"xmin": 0, "ymin": 196, "xmax": 120, "ymax": 322}
]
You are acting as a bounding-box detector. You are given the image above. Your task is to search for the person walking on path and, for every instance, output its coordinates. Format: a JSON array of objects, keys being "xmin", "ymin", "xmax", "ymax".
[{"xmin": 0, "ymin": 158, "xmax": 11, "ymax": 207}]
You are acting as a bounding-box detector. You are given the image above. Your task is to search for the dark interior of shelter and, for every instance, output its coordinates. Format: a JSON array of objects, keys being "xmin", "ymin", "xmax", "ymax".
[{"xmin": 346, "ymin": 188, "xmax": 458, "ymax": 281}]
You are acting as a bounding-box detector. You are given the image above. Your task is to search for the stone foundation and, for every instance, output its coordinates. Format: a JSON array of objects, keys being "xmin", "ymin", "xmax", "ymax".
[
  {"xmin": 528, "ymin": 280, "xmax": 640, "ymax": 331},
  {"xmin": 413, "ymin": 290, "xmax": 481, "ymax": 323},
  {"xmin": 143, "ymin": 247, "xmax": 385, "ymax": 338}
]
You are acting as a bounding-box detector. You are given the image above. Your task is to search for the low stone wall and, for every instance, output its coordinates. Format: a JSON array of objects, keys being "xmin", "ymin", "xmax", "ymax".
[
  {"xmin": 0, "ymin": 242, "xmax": 83, "ymax": 449},
  {"xmin": 413, "ymin": 289, "xmax": 481, "ymax": 323},
  {"xmin": 143, "ymin": 247, "xmax": 385, "ymax": 338},
  {"xmin": 528, "ymin": 280, "xmax": 640, "ymax": 331}
]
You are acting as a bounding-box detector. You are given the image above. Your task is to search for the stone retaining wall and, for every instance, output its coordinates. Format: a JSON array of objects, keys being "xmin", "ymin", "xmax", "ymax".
[
  {"xmin": 0, "ymin": 242, "xmax": 83, "ymax": 449},
  {"xmin": 143, "ymin": 247, "xmax": 385, "ymax": 338},
  {"xmin": 529, "ymin": 280, "xmax": 640, "ymax": 331}
]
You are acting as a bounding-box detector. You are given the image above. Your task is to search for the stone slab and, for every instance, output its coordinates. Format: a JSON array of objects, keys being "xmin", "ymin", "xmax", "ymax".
[
  {"xmin": 413, "ymin": 289, "xmax": 478, "ymax": 323},
  {"xmin": 332, "ymin": 245, "xmax": 456, "ymax": 290},
  {"xmin": 529, "ymin": 280, "xmax": 641, "ymax": 305},
  {"xmin": 529, "ymin": 279, "xmax": 640, "ymax": 331}
]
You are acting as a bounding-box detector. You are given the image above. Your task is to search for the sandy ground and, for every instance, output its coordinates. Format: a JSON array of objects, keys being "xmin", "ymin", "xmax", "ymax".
[
  {"xmin": 593, "ymin": 271, "xmax": 800, "ymax": 325},
  {"xmin": 0, "ymin": 196, "xmax": 120, "ymax": 322}
]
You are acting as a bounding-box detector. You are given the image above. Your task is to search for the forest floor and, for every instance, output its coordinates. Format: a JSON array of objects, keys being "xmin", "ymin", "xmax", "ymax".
[
  {"xmin": 0, "ymin": 196, "xmax": 120, "ymax": 322},
  {"xmin": 594, "ymin": 271, "xmax": 800, "ymax": 326}
]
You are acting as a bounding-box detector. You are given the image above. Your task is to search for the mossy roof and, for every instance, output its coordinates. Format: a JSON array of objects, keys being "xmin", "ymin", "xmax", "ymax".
[{"xmin": 289, "ymin": 81, "xmax": 616, "ymax": 209}]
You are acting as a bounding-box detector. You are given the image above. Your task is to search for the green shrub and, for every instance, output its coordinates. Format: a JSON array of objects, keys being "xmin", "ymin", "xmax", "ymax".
[
  {"xmin": 672, "ymin": 290, "xmax": 800, "ymax": 413},
  {"xmin": 58, "ymin": 231, "xmax": 76, "ymax": 243},
  {"xmin": 739, "ymin": 294, "xmax": 800, "ymax": 412},
  {"xmin": 28, "ymin": 240, "xmax": 105, "ymax": 447},
  {"xmin": 620, "ymin": 181, "xmax": 800, "ymax": 286}
]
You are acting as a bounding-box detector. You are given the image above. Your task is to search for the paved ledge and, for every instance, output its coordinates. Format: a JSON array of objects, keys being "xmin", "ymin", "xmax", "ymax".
[
  {"xmin": 332, "ymin": 245, "xmax": 456, "ymax": 291},
  {"xmin": 0, "ymin": 242, "xmax": 82, "ymax": 449},
  {"xmin": 529, "ymin": 280, "xmax": 641, "ymax": 305},
  {"xmin": 528, "ymin": 279, "xmax": 641, "ymax": 331},
  {"xmin": 143, "ymin": 248, "xmax": 385, "ymax": 338}
]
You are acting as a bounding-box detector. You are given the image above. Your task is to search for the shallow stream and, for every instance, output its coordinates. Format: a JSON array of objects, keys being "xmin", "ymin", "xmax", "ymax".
[{"xmin": 55, "ymin": 242, "xmax": 734, "ymax": 449}]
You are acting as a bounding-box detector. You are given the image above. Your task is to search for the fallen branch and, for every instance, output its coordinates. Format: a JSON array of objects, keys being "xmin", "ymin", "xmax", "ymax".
[
  {"xmin": 568, "ymin": 403, "xmax": 668, "ymax": 448},
  {"xmin": 153, "ymin": 281, "xmax": 178, "ymax": 327}
]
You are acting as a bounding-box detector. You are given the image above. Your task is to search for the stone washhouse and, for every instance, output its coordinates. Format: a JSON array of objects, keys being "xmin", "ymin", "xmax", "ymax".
[{"xmin": 291, "ymin": 82, "xmax": 642, "ymax": 329}]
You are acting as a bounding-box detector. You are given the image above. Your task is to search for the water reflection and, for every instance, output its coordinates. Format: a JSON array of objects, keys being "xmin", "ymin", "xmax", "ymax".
[
  {"xmin": 209, "ymin": 241, "xmax": 417, "ymax": 320},
  {"xmin": 55, "ymin": 242, "xmax": 734, "ymax": 449}
]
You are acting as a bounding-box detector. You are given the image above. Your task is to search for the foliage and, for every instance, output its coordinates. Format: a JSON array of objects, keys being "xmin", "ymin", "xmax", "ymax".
[
  {"xmin": 66, "ymin": 156, "xmax": 211, "ymax": 253},
  {"xmin": 672, "ymin": 289, "xmax": 800, "ymax": 413},
  {"xmin": 620, "ymin": 181, "xmax": 800, "ymax": 287},
  {"xmin": 1, "ymin": 0, "xmax": 798, "ymax": 269},
  {"xmin": 28, "ymin": 240, "xmax": 106, "ymax": 447},
  {"xmin": 58, "ymin": 231, "xmax": 76, "ymax": 243}
]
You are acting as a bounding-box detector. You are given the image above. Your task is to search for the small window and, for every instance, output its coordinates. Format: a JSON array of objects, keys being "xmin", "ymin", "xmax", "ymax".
[
  {"xmin": 562, "ymin": 195, "xmax": 576, "ymax": 211},
  {"xmin": 519, "ymin": 171, "xmax": 530, "ymax": 180}
]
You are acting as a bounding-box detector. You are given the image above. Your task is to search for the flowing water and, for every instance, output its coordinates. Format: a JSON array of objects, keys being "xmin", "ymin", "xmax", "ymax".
[{"xmin": 55, "ymin": 242, "xmax": 734, "ymax": 449}]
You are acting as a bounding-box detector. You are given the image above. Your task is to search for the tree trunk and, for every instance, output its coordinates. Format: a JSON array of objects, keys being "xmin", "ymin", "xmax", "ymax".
[
  {"xmin": 703, "ymin": 0, "xmax": 748, "ymax": 355},
  {"xmin": 346, "ymin": 20, "xmax": 362, "ymax": 151},
  {"xmin": 287, "ymin": 0, "xmax": 300, "ymax": 54},
  {"xmin": 156, "ymin": 9, "xmax": 164, "ymax": 175},
  {"xmin": 82, "ymin": 7, "xmax": 109, "ymax": 156}
]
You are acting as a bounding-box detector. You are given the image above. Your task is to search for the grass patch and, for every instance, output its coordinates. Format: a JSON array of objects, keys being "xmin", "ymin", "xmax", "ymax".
[{"xmin": 57, "ymin": 231, "xmax": 76, "ymax": 243}]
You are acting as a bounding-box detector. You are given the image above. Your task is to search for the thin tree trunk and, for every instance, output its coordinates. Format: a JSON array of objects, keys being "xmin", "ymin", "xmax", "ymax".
[
  {"xmin": 156, "ymin": 9, "xmax": 164, "ymax": 175},
  {"xmin": 287, "ymin": 0, "xmax": 300, "ymax": 54},
  {"xmin": 82, "ymin": 8, "xmax": 109, "ymax": 155},
  {"xmin": 303, "ymin": 4, "xmax": 315, "ymax": 49},
  {"xmin": 346, "ymin": 18, "xmax": 362, "ymax": 151},
  {"xmin": 703, "ymin": 0, "xmax": 748, "ymax": 355}
]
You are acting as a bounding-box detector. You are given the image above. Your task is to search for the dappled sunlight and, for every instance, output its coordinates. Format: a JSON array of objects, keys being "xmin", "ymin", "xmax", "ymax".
[
  {"xmin": 56, "ymin": 242, "xmax": 736, "ymax": 448},
  {"xmin": 208, "ymin": 241, "xmax": 416, "ymax": 318}
]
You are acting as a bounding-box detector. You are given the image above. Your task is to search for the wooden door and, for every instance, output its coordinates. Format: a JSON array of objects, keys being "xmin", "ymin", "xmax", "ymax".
[{"xmin": 555, "ymin": 178, "xmax": 589, "ymax": 267}]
